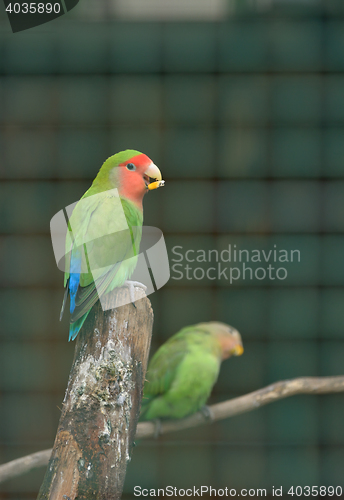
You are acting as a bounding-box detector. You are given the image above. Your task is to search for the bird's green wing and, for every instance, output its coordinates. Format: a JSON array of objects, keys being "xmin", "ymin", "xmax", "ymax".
[
  {"xmin": 63, "ymin": 189, "xmax": 101, "ymax": 287},
  {"xmin": 63, "ymin": 190, "xmax": 143, "ymax": 322},
  {"xmin": 143, "ymin": 336, "xmax": 189, "ymax": 402},
  {"xmin": 141, "ymin": 326, "xmax": 222, "ymax": 420},
  {"xmin": 143, "ymin": 325, "xmax": 215, "ymax": 400}
]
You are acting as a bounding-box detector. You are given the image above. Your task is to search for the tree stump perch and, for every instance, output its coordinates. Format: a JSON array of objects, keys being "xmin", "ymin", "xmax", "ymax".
[{"xmin": 37, "ymin": 287, "xmax": 153, "ymax": 500}]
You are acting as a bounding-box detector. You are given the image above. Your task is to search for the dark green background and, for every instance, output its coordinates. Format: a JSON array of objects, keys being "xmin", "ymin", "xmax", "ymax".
[{"xmin": 0, "ymin": 1, "xmax": 344, "ymax": 498}]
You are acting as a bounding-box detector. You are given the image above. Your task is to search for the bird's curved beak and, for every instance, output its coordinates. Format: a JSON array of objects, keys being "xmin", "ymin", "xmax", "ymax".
[
  {"xmin": 144, "ymin": 163, "xmax": 165, "ymax": 190},
  {"xmin": 233, "ymin": 344, "xmax": 244, "ymax": 356}
]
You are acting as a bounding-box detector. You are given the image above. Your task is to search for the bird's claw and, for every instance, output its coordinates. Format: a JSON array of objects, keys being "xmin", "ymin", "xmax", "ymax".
[
  {"xmin": 123, "ymin": 280, "xmax": 147, "ymax": 307},
  {"xmin": 200, "ymin": 405, "xmax": 214, "ymax": 421}
]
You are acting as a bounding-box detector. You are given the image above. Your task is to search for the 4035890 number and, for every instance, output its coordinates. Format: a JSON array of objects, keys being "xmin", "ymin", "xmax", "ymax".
[
  {"xmin": 288, "ymin": 486, "xmax": 343, "ymax": 496},
  {"xmin": 5, "ymin": 3, "xmax": 61, "ymax": 13}
]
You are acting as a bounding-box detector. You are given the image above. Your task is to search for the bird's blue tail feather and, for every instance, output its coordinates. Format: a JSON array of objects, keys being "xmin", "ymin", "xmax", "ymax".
[{"xmin": 69, "ymin": 248, "xmax": 82, "ymax": 314}]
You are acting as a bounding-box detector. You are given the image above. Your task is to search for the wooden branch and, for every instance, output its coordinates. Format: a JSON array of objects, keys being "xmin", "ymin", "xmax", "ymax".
[
  {"xmin": 136, "ymin": 375, "xmax": 344, "ymax": 437},
  {"xmin": 36, "ymin": 287, "xmax": 153, "ymax": 500},
  {"xmin": 0, "ymin": 376, "xmax": 344, "ymax": 483},
  {"xmin": 0, "ymin": 449, "xmax": 52, "ymax": 485},
  {"xmin": 1, "ymin": 376, "xmax": 344, "ymax": 485}
]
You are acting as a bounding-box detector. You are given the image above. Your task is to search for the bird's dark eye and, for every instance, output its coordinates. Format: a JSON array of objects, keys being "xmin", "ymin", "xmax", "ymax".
[{"xmin": 126, "ymin": 163, "xmax": 136, "ymax": 171}]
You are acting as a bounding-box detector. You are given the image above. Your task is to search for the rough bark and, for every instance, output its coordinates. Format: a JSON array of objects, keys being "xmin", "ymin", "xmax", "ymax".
[{"xmin": 37, "ymin": 287, "xmax": 153, "ymax": 500}]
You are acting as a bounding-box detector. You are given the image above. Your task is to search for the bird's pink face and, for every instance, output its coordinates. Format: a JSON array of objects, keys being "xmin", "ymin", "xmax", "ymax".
[
  {"xmin": 217, "ymin": 331, "xmax": 244, "ymax": 360},
  {"xmin": 117, "ymin": 153, "xmax": 163, "ymax": 209}
]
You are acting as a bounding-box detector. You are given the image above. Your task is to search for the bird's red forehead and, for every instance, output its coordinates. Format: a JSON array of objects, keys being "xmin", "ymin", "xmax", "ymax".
[{"xmin": 119, "ymin": 153, "xmax": 152, "ymax": 169}]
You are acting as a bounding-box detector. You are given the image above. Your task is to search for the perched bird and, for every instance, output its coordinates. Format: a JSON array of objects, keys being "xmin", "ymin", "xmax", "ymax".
[
  {"xmin": 60, "ymin": 150, "xmax": 164, "ymax": 341},
  {"xmin": 140, "ymin": 322, "xmax": 243, "ymax": 421}
]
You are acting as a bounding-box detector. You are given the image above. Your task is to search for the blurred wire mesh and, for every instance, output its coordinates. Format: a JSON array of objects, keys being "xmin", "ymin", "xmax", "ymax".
[{"xmin": 0, "ymin": 0, "xmax": 344, "ymax": 498}]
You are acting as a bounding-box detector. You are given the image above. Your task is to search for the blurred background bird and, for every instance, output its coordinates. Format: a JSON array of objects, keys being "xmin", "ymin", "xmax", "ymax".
[
  {"xmin": 60, "ymin": 149, "xmax": 164, "ymax": 341},
  {"xmin": 140, "ymin": 321, "xmax": 243, "ymax": 421}
]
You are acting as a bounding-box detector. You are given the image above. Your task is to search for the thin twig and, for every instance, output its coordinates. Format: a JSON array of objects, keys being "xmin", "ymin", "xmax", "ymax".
[
  {"xmin": 1, "ymin": 375, "xmax": 343, "ymax": 484},
  {"xmin": 0, "ymin": 449, "xmax": 52, "ymax": 484}
]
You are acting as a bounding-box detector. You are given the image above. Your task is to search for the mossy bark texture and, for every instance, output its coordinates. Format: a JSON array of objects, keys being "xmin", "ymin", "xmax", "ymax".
[{"xmin": 37, "ymin": 288, "xmax": 153, "ymax": 500}]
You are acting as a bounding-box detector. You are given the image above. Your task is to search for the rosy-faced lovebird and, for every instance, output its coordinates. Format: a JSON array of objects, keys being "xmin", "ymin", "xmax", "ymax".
[
  {"xmin": 60, "ymin": 150, "xmax": 164, "ymax": 341},
  {"xmin": 140, "ymin": 322, "xmax": 243, "ymax": 421}
]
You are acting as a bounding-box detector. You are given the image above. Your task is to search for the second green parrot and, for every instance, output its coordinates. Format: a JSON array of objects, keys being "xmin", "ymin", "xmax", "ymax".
[{"xmin": 140, "ymin": 322, "xmax": 243, "ymax": 421}]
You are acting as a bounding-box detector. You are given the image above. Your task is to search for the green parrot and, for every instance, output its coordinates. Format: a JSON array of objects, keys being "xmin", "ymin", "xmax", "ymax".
[
  {"xmin": 60, "ymin": 150, "xmax": 164, "ymax": 341},
  {"xmin": 140, "ymin": 322, "xmax": 243, "ymax": 421}
]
